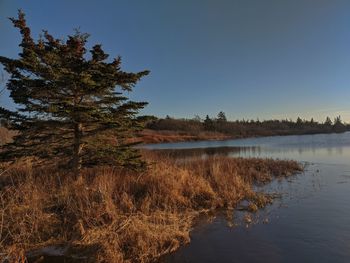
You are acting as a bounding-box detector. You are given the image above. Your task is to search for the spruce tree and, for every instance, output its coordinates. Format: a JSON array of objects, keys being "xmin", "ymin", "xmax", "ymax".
[
  {"xmin": 203, "ymin": 115, "xmax": 214, "ymax": 130},
  {"xmin": 217, "ymin": 111, "xmax": 227, "ymax": 122},
  {"xmin": 333, "ymin": 115, "xmax": 345, "ymax": 131},
  {"xmin": 0, "ymin": 11, "xmax": 149, "ymax": 174},
  {"xmin": 324, "ymin": 116, "xmax": 332, "ymax": 126},
  {"xmin": 296, "ymin": 117, "xmax": 303, "ymax": 126}
]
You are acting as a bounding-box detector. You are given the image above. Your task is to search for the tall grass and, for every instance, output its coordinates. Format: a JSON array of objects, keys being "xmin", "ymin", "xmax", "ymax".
[
  {"xmin": 0, "ymin": 153, "xmax": 302, "ymax": 262},
  {"xmin": 132, "ymin": 129, "xmax": 230, "ymax": 144}
]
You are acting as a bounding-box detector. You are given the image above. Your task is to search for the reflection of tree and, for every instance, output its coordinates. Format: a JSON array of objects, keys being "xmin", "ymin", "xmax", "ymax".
[
  {"xmin": 151, "ymin": 146, "xmax": 261, "ymax": 159},
  {"xmin": 327, "ymin": 147, "xmax": 333, "ymax": 156},
  {"xmin": 148, "ymin": 133, "xmax": 350, "ymax": 161},
  {"xmin": 336, "ymin": 147, "xmax": 343, "ymax": 155}
]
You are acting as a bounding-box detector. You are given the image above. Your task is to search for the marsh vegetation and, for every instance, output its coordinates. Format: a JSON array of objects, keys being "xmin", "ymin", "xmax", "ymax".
[{"xmin": 0, "ymin": 153, "xmax": 302, "ymax": 262}]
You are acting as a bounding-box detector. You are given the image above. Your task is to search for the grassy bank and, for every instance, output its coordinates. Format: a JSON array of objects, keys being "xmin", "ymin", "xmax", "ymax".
[
  {"xmin": 136, "ymin": 128, "xmax": 350, "ymax": 144},
  {"xmin": 133, "ymin": 129, "xmax": 231, "ymax": 144},
  {"xmin": 0, "ymin": 153, "xmax": 302, "ymax": 262}
]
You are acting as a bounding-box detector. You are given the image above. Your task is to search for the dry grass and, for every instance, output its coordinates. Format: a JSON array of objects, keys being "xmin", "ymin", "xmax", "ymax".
[
  {"xmin": 0, "ymin": 153, "xmax": 303, "ymax": 263},
  {"xmin": 131, "ymin": 129, "xmax": 231, "ymax": 144}
]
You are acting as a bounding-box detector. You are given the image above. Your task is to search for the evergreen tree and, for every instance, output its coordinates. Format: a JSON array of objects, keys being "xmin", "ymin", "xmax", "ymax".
[
  {"xmin": 203, "ymin": 115, "xmax": 214, "ymax": 130},
  {"xmin": 217, "ymin": 111, "xmax": 227, "ymax": 122},
  {"xmin": 324, "ymin": 116, "xmax": 332, "ymax": 126},
  {"xmin": 334, "ymin": 115, "xmax": 342, "ymax": 125},
  {"xmin": 296, "ymin": 117, "xmax": 303, "ymax": 126},
  {"xmin": 0, "ymin": 11, "xmax": 149, "ymax": 174},
  {"xmin": 333, "ymin": 115, "xmax": 344, "ymax": 130}
]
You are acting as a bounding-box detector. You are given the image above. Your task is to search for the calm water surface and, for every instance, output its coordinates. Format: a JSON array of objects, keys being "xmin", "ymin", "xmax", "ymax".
[{"xmin": 144, "ymin": 132, "xmax": 350, "ymax": 263}]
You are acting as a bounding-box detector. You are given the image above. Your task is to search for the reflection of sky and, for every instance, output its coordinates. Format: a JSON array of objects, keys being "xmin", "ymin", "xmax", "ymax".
[
  {"xmin": 145, "ymin": 132, "xmax": 350, "ymax": 165},
  {"xmin": 228, "ymin": 146, "xmax": 350, "ymax": 165}
]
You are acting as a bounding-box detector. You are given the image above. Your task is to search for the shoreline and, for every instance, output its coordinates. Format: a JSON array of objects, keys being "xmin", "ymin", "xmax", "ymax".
[
  {"xmin": 1, "ymin": 154, "xmax": 303, "ymax": 263},
  {"xmin": 137, "ymin": 129, "xmax": 350, "ymax": 145}
]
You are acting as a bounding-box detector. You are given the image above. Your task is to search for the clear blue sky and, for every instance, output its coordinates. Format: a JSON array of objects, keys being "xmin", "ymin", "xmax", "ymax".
[{"xmin": 1, "ymin": 0, "xmax": 350, "ymax": 122}]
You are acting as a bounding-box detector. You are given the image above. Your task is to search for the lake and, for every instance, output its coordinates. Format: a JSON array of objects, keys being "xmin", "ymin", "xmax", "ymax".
[{"xmin": 143, "ymin": 132, "xmax": 350, "ymax": 263}]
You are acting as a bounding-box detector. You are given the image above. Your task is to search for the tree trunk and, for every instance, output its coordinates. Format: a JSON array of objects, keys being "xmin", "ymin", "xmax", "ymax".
[{"xmin": 73, "ymin": 122, "xmax": 83, "ymax": 177}]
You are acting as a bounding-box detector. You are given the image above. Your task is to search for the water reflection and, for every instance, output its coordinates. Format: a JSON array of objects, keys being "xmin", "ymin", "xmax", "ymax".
[
  {"xmin": 143, "ymin": 132, "xmax": 350, "ymax": 150},
  {"xmin": 150, "ymin": 146, "xmax": 261, "ymax": 159},
  {"xmin": 145, "ymin": 132, "xmax": 350, "ymax": 165}
]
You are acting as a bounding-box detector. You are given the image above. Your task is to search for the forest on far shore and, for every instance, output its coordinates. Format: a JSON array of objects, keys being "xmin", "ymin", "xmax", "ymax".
[{"xmin": 146, "ymin": 112, "xmax": 350, "ymax": 138}]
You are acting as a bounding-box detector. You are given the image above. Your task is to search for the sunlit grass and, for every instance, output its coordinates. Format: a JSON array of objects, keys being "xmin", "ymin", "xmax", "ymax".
[{"xmin": 0, "ymin": 153, "xmax": 302, "ymax": 262}]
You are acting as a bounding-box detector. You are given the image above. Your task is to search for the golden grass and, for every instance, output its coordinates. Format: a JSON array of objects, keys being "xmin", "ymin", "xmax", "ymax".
[
  {"xmin": 0, "ymin": 153, "xmax": 303, "ymax": 262},
  {"xmin": 131, "ymin": 129, "xmax": 231, "ymax": 144}
]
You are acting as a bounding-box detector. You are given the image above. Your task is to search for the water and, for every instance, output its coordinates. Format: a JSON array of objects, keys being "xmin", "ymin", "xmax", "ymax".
[{"xmin": 145, "ymin": 132, "xmax": 350, "ymax": 263}]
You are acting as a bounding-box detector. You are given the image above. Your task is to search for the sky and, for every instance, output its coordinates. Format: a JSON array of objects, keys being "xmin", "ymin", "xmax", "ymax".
[{"xmin": 1, "ymin": 0, "xmax": 350, "ymax": 122}]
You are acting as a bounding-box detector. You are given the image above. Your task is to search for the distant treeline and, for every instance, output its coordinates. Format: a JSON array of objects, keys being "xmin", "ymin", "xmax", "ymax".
[{"xmin": 146, "ymin": 112, "xmax": 350, "ymax": 138}]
